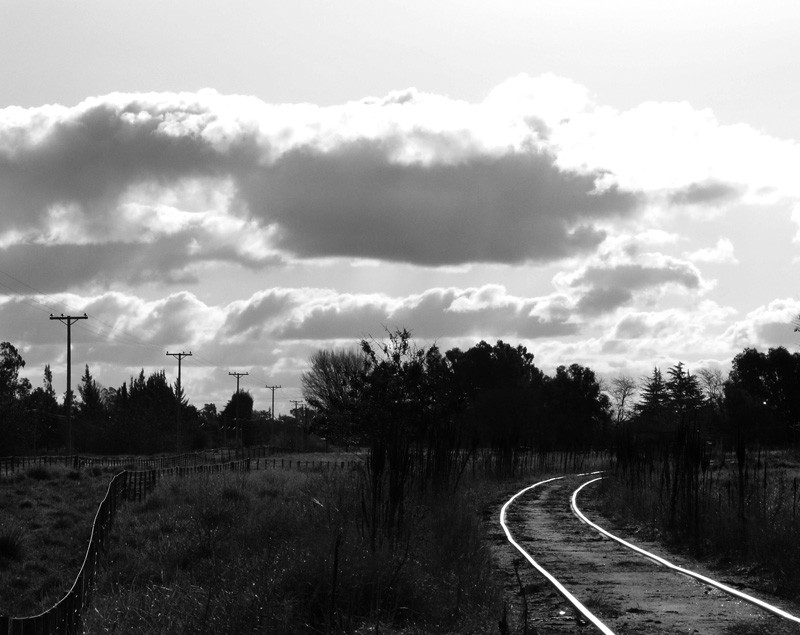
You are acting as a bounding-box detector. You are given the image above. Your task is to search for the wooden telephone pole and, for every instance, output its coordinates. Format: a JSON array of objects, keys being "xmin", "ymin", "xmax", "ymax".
[
  {"xmin": 167, "ymin": 351, "xmax": 192, "ymax": 452},
  {"xmin": 49, "ymin": 313, "xmax": 87, "ymax": 455}
]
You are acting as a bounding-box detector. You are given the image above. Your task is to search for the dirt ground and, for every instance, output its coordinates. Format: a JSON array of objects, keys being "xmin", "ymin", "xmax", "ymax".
[{"xmin": 488, "ymin": 474, "xmax": 800, "ymax": 634}]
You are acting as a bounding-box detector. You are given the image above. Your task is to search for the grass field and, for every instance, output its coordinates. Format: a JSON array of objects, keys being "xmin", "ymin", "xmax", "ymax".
[
  {"xmin": 0, "ymin": 448, "xmax": 608, "ymax": 632},
  {"xmin": 84, "ymin": 467, "xmax": 504, "ymax": 633},
  {"xmin": 0, "ymin": 464, "xmax": 116, "ymax": 616},
  {"xmin": 597, "ymin": 447, "xmax": 800, "ymax": 600}
]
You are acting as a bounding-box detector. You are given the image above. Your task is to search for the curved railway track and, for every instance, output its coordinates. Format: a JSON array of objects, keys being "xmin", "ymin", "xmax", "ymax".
[{"xmin": 498, "ymin": 474, "xmax": 800, "ymax": 634}]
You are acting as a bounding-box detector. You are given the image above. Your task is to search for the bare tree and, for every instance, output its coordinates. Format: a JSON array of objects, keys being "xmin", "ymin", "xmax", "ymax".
[
  {"xmin": 697, "ymin": 367, "xmax": 725, "ymax": 411},
  {"xmin": 609, "ymin": 374, "xmax": 637, "ymax": 425},
  {"xmin": 301, "ymin": 348, "xmax": 369, "ymax": 443}
]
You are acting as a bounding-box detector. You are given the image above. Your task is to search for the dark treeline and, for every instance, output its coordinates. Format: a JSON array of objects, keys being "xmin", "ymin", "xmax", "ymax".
[
  {"xmin": 611, "ymin": 347, "xmax": 800, "ymax": 515},
  {"xmin": 302, "ymin": 330, "xmax": 610, "ymax": 460},
  {"xmin": 0, "ymin": 342, "xmax": 312, "ymax": 455},
  {"xmin": 604, "ymin": 346, "xmax": 800, "ymax": 596},
  {"xmin": 4, "ymin": 331, "xmax": 800, "ymax": 466},
  {"xmin": 301, "ymin": 332, "xmax": 800, "ymax": 546},
  {"xmin": 301, "ymin": 329, "xmax": 610, "ymax": 547}
]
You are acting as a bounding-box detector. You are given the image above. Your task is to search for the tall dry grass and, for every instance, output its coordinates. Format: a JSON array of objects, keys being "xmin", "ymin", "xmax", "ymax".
[
  {"xmin": 0, "ymin": 464, "xmax": 114, "ymax": 616},
  {"xmin": 599, "ymin": 445, "xmax": 800, "ymax": 598},
  {"xmin": 86, "ymin": 467, "xmax": 503, "ymax": 633}
]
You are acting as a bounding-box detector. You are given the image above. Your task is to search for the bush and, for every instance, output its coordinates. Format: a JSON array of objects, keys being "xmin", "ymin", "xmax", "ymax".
[
  {"xmin": 0, "ymin": 525, "xmax": 26, "ymax": 561},
  {"xmin": 26, "ymin": 466, "xmax": 51, "ymax": 481},
  {"xmin": 87, "ymin": 469, "xmax": 503, "ymax": 633}
]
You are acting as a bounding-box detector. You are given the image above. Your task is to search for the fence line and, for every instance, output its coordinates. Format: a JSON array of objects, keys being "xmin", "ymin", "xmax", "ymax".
[
  {"xmin": 0, "ymin": 459, "xmax": 252, "ymax": 634},
  {"xmin": 0, "ymin": 447, "xmax": 592, "ymax": 632},
  {"xmin": 0, "ymin": 445, "xmax": 309, "ymax": 476}
]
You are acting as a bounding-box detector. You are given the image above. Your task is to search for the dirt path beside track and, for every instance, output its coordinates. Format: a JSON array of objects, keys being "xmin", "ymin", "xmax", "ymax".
[{"xmin": 489, "ymin": 474, "xmax": 800, "ymax": 634}]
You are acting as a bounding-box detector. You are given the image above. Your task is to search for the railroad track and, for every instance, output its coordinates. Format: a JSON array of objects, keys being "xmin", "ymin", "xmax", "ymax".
[{"xmin": 498, "ymin": 474, "xmax": 800, "ymax": 634}]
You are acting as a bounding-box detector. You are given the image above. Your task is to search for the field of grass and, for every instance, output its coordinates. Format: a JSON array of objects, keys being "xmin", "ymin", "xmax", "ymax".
[
  {"xmin": 597, "ymin": 447, "xmax": 800, "ymax": 600},
  {"xmin": 84, "ymin": 467, "xmax": 504, "ymax": 633},
  {"xmin": 0, "ymin": 448, "xmax": 609, "ymax": 631},
  {"xmin": 0, "ymin": 464, "xmax": 116, "ymax": 616}
]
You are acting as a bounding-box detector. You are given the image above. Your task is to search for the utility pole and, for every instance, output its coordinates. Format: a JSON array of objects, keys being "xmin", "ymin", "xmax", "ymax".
[
  {"xmin": 49, "ymin": 313, "xmax": 87, "ymax": 455},
  {"xmin": 229, "ymin": 371, "xmax": 248, "ymax": 445},
  {"xmin": 167, "ymin": 351, "xmax": 192, "ymax": 453},
  {"xmin": 291, "ymin": 399, "xmax": 307, "ymax": 432},
  {"xmin": 265, "ymin": 384, "xmax": 281, "ymax": 421}
]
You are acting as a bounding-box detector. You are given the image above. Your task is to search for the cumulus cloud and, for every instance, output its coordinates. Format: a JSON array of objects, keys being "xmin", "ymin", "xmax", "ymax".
[
  {"xmin": 552, "ymin": 98, "xmax": 800, "ymax": 199},
  {"xmin": 0, "ymin": 84, "xmax": 646, "ymax": 286},
  {"xmin": 10, "ymin": 74, "xmax": 798, "ymax": 287},
  {"xmin": 684, "ymin": 238, "xmax": 738, "ymax": 264},
  {"xmin": 530, "ymin": 300, "xmax": 740, "ymax": 378},
  {"xmin": 554, "ymin": 249, "xmax": 706, "ymax": 316},
  {"xmin": 219, "ymin": 284, "xmax": 577, "ymax": 343},
  {"xmin": 1, "ymin": 283, "xmax": 585, "ymax": 403},
  {"xmin": 669, "ymin": 181, "xmax": 743, "ymax": 207},
  {"xmin": 723, "ymin": 298, "xmax": 800, "ymax": 350}
]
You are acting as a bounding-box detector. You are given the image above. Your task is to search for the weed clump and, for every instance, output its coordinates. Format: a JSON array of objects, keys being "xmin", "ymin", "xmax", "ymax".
[
  {"xmin": 87, "ymin": 470, "xmax": 503, "ymax": 633},
  {"xmin": 0, "ymin": 525, "xmax": 26, "ymax": 562},
  {"xmin": 26, "ymin": 466, "xmax": 51, "ymax": 481}
]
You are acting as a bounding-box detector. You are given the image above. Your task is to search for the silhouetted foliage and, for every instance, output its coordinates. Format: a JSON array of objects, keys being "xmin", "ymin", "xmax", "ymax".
[
  {"xmin": 544, "ymin": 363, "xmax": 610, "ymax": 450},
  {"xmin": 301, "ymin": 348, "xmax": 369, "ymax": 445},
  {"xmin": 0, "ymin": 342, "xmax": 32, "ymax": 454},
  {"xmin": 221, "ymin": 390, "xmax": 254, "ymax": 445},
  {"xmin": 725, "ymin": 346, "xmax": 800, "ymax": 445}
]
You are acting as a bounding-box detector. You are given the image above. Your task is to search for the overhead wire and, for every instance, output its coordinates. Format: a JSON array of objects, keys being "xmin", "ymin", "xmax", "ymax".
[{"xmin": 1, "ymin": 266, "xmax": 305, "ymax": 408}]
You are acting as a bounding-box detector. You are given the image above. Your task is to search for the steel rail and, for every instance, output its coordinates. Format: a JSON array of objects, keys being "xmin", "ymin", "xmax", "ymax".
[
  {"xmin": 500, "ymin": 474, "xmax": 616, "ymax": 635},
  {"xmin": 571, "ymin": 477, "xmax": 800, "ymax": 625}
]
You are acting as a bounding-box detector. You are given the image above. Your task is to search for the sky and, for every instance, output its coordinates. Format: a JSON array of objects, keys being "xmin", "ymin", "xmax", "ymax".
[{"xmin": 2, "ymin": 0, "xmax": 800, "ymax": 413}]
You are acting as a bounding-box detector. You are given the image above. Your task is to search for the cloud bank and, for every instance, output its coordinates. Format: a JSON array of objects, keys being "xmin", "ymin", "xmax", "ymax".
[{"xmin": 3, "ymin": 75, "xmax": 800, "ymax": 405}]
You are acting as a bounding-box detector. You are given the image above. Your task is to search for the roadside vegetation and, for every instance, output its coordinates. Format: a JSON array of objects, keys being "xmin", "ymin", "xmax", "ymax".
[
  {"xmin": 598, "ymin": 347, "xmax": 800, "ymax": 601},
  {"xmin": 0, "ymin": 464, "xmax": 114, "ymax": 616},
  {"xmin": 85, "ymin": 468, "xmax": 504, "ymax": 633},
  {"xmin": 6, "ymin": 327, "xmax": 800, "ymax": 629}
]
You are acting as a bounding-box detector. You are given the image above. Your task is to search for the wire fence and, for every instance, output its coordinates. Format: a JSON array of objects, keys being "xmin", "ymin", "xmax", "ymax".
[
  {"xmin": 0, "ymin": 446, "xmax": 593, "ymax": 632},
  {"xmin": 0, "ymin": 445, "xmax": 295, "ymax": 476},
  {"xmin": 0, "ymin": 459, "xmax": 252, "ymax": 634}
]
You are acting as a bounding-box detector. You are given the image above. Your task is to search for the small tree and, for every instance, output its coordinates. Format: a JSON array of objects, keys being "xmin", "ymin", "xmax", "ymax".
[
  {"xmin": 609, "ymin": 374, "xmax": 637, "ymax": 426},
  {"xmin": 301, "ymin": 348, "xmax": 368, "ymax": 445}
]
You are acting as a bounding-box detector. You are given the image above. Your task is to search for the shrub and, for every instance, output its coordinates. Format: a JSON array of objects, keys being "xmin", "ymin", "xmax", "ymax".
[
  {"xmin": 26, "ymin": 466, "xmax": 51, "ymax": 481},
  {"xmin": 87, "ymin": 469, "xmax": 503, "ymax": 633},
  {"xmin": 0, "ymin": 525, "xmax": 27, "ymax": 561}
]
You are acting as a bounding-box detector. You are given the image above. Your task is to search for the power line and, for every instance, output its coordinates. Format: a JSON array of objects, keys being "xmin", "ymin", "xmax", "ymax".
[
  {"xmin": 49, "ymin": 313, "xmax": 88, "ymax": 455},
  {"xmin": 1, "ymin": 267, "xmax": 308, "ymax": 409},
  {"xmin": 229, "ymin": 371, "xmax": 249, "ymax": 445},
  {"xmin": 265, "ymin": 384, "xmax": 281, "ymax": 420},
  {"xmin": 0, "ymin": 267, "xmax": 167, "ymax": 353},
  {"xmin": 167, "ymin": 351, "xmax": 192, "ymax": 452}
]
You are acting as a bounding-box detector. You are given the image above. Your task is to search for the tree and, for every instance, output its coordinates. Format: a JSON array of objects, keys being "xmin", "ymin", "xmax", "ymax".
[
  {"xmin": 24, "ymin": 365, "xmax": 61, "ymax": 452},
  {"xmin": 697, "ymin": 367, "xmax": 725, "ymax": 411},
  {"xmin": 77, "ymin": 365, "xmax": 109, "ymax": 452},
  {"xmin": 301, "ymin": 348, "xmax": 369, "ymax": 444},
  {"xmin": 221, "ymin": 390, "xmax": 254, "ymax": 445},
  {"xmin": 357, "ymin": 328, "xmax": 462, "ymax": 546},
  {"xmin": 609, "ymin": 375, "xmax": 637, "ymax": 426},
  {"xmin": 0, "ymin": 342, "xmax": 32, "ymax": 454},
  {"xmin": 636, "ymin": 368, "xmax": 670, "ymax": 417},
  {"xmin": 446, "ymin": 340, "xmax": 544, "ymax": 455},
  {"xmin": 544, "ymin": 364, "xmax": 610, "ymax": 450},
  {"xmin": 0, "ymin": 341, "xmax": 31, "ymax": 404},
  {"xmin": 665, "ymin": 362, "xmax": 704, "ymax": 422},
  {"xmin": 726, "ymin": 347, "xmax": 800, "ymax": 444}
]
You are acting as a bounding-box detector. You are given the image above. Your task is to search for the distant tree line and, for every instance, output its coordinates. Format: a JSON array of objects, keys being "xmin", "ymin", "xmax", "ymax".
[
  {"xmin": 303, "ymin": 337, "xmax": 800, "ymax": 457},
  {"xmin": 0, "ymin": 342, "xmax": 312, "ymax": 455},
  {"xmin": 612, "ymin": 346, "xmax": 800, "ymax": 450},
  {"xmin": 301, "ymin": 331, "xmax": 800, "ymax": 545},
  {"xmin": 302, "ymin": 332, "xmax": 611, "ymax": 456},
  {"xmin": 3, "ymin": 332, "xmax": 800, "ymax": 460}
]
